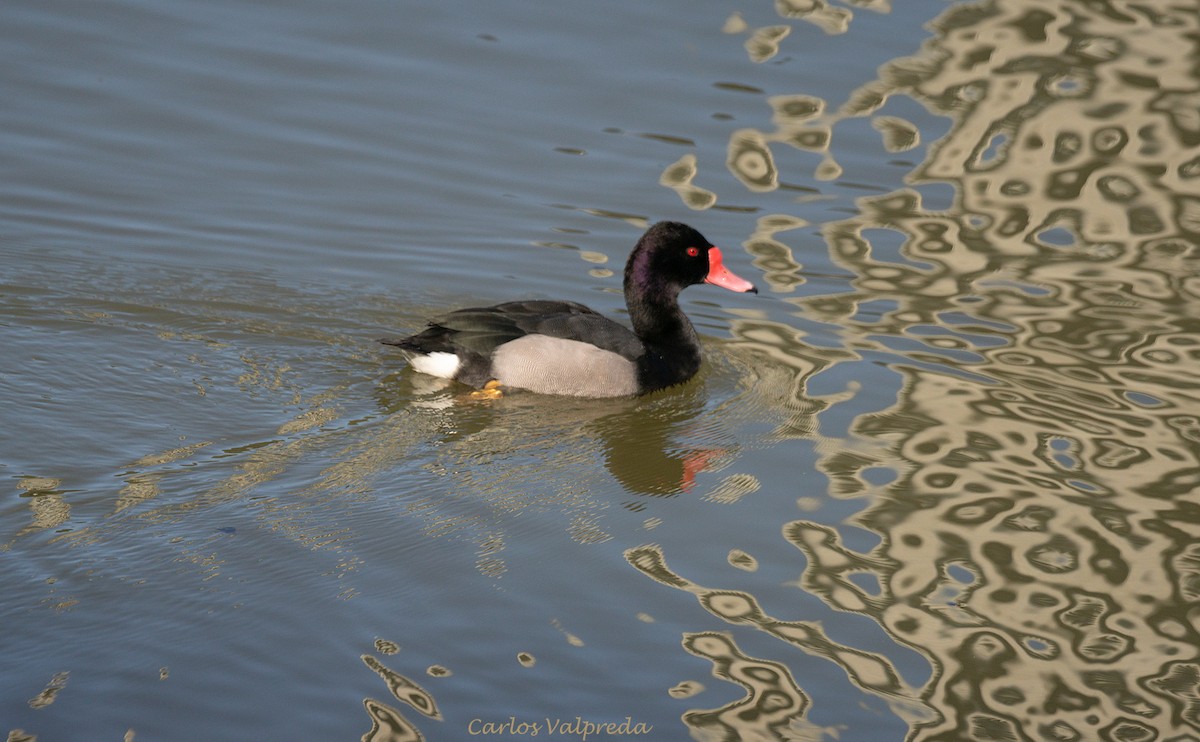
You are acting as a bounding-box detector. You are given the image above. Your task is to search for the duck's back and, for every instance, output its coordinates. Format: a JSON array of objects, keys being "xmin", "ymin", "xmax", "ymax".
[{"xmin": 385, "ymin": 300, "xmax": 646, "ymax": 396}]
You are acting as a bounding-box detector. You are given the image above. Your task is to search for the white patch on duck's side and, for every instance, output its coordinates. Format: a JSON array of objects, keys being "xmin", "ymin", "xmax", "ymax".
[
  {"xmin": 408, "ymin": 351, "xmax": 462, "ymax": 380},
  {"xmin": 492, "ymin": 334, "xmax": 639, "ymax": 397}
]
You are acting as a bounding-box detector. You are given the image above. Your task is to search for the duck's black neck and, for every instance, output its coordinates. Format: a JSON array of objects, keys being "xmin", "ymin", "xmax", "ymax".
[{"xmin": 625, "ymin": 269, "xmax": 702, "ymax": 391}]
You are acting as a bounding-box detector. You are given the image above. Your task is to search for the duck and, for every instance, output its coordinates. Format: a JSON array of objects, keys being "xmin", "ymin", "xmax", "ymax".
[{"xmin": 380, "ymin": 221, "xmax": 757, "ymax": 397}]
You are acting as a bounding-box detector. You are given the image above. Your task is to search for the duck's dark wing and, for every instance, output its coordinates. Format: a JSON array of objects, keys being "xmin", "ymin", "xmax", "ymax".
[{"xmin": 382, "ymin": 300, "xmax": 645, "ymax": 361}]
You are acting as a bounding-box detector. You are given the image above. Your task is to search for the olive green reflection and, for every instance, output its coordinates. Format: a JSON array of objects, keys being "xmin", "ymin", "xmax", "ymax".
[{"xmin": 636, "ymin": 1, "xmax": 1200, "ymax": 739}]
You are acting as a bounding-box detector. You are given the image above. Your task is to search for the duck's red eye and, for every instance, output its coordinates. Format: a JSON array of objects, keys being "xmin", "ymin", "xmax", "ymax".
[{"xmin": 686, "ymin": 246, "xmax": 701, "ymax": 257}]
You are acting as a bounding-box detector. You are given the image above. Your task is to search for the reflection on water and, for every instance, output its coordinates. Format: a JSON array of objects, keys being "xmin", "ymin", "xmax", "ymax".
[
  {"xmin": 361, "ymin": 654, "xmax": 441, "ymax": 741},
  {"xmin": 640, "ymin": 0, "xmax": 1200, "ymax": 740}
]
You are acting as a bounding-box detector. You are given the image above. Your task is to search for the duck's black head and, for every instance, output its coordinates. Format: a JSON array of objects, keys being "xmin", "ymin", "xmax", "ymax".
[{"xmin": 625, "ymin": 221, "xmax": 757, "ymax": 300}]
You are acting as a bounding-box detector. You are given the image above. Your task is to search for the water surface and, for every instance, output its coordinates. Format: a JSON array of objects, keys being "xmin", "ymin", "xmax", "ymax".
[{"xmin": 4, "ymin": 0, "xmax": 1200, "ymax": 740}]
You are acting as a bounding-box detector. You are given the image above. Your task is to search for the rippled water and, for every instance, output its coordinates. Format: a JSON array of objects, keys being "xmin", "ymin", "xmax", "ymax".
[{"xmin": 5, "ymin": 0, "xmax": 1200, "ymax": 740}]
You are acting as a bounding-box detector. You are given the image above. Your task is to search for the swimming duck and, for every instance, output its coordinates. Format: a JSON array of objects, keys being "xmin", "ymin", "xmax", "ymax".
[{"xmin": 381, "ymin": 221, "xmax": 757, "ymax": 397}]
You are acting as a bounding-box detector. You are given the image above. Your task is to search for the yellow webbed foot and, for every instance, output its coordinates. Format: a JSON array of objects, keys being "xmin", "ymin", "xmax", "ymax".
[{"xmin": 469, "ymin": 379, "xmax": 504, "ymax": 400}]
